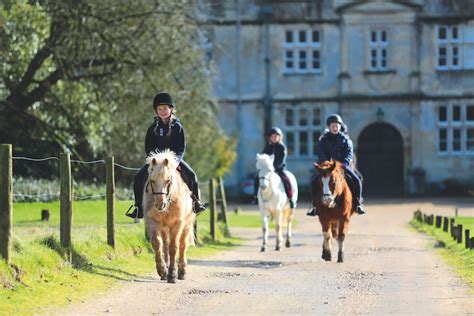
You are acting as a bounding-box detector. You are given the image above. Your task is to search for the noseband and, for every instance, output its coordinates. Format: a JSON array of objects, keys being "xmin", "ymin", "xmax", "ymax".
[{"xmin": 147, "ymin": 180, "xmax": 172, "ymax": 209}]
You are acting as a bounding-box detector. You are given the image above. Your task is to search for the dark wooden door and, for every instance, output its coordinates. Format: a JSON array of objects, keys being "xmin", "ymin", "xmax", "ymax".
[{"xmin": 357, "ymin": 123, "xmax": 403, "ymax": 196}]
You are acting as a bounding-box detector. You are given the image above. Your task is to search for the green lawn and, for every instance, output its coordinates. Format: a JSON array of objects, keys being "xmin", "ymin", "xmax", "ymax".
[
  {"xmin": 411, "ymin": 216, "xmax": 474, "ymax": 292},
  {"xmin": 1, "ymin": 200, "xmax": 263, "ymax": 315}
]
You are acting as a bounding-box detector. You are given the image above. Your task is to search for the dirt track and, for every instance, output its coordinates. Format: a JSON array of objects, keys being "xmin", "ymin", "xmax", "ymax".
[{"xmin": 58, "ymin": 198, "xmax": 474, "ymax": 315}]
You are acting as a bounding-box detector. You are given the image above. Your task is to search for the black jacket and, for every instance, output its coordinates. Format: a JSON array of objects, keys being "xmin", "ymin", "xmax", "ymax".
[
  {"xmin": 263, "ymin": 142, "xmax": 287, "ymax": 172},
  {"xmin": 144, "ymin": 117, "xmax": 185, "ymax": 161},
  {"xmin": 317, "ymin": 131, "xmax": 353, "ymax": 166}
]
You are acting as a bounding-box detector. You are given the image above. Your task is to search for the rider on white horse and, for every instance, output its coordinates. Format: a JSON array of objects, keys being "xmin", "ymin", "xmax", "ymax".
[{"xmin": 253, "ymin": 127, "xmax": 295, "ymax": 208}]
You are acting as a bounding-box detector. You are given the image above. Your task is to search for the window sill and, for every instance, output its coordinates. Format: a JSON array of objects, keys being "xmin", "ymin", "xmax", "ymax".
[
  {"xmin": 363, "ymin": 69, "xmax": 396, "ymax": 75},
  {"xmin": 283, "ymin": 71, "xmax": 323, "ymax": 76}
]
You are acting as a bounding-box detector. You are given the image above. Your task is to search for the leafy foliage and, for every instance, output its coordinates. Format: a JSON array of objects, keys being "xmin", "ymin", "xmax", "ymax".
[{"xmin": 0, "ymin": 0, "xmax": 235, "ymax": 180}]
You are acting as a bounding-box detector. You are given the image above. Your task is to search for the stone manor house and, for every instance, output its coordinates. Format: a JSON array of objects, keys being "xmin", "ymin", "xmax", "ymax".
[{"xmin": 197, "ymin": 0, "xmax": 474, "ymax": 197}]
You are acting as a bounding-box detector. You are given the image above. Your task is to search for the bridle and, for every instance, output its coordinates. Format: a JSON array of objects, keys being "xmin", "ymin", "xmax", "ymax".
[
  {"xmin": 146, "ymin": 178, "xmax": 172, "ymax": 210},
  {"xmin": 258, "ymin": 170, "xmax": 274, "ymax": 202}
]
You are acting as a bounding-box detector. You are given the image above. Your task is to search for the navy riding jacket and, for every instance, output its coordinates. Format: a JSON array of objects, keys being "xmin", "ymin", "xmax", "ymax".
[
  {"xmin": 144, "ymin": 117, "xmax": 185, "ymax": 162},
  {"xmin": 317, "ymin": 131, "xmax": 353, "ymax": 167},
  {"xmin": 263, "ymin": 142, "xmax": 287, "ymax": 172}
]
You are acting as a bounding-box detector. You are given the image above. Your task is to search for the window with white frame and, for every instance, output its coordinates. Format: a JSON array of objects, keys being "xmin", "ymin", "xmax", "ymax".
[
  {"xmin": 283, "ymin": 29, "xmax": 321, "ymax": 74},
  {"xmin": 437, "ymin": 103, "xmax": 474, "ymax": 154},
  {"xmin": 368, "ymin": 29, "xmax": 388, "ymax": 71},
  {"xmin": 436, "ymin": 24, "xmax": 474, "ymax": 70},
  {"xmin": 285, "ymin": 105, "xmax": 322, "ymax": 157}
]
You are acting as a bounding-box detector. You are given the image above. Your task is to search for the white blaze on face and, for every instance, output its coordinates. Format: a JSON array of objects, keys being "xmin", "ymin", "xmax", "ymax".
[
  {"xmin": 322, "ymin": 176, "xmax": 331, "ymax": 195},
  {"xmin": 321, "ymin": 176, "xmax": 335, "ymax": 207}
]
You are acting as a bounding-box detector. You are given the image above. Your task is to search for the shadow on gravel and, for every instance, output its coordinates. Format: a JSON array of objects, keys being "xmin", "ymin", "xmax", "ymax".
[{"xmin": 189, "ymin": 259, "xmax": 284, "ymax": 269}]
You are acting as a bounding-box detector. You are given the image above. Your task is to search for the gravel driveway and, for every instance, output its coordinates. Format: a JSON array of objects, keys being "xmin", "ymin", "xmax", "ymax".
[{"xmin": 58, "ymin": 198, "xmax": 474, "ymax": 315}]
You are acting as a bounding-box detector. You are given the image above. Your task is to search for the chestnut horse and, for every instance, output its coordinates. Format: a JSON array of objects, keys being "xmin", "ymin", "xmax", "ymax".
[
  {"xmin": 143, "ymin": 150, "xmax": 196, "ymax": 283},
  {"xmin": 313, "ymin": 160, "xmax": 354, "ymax": 263}
]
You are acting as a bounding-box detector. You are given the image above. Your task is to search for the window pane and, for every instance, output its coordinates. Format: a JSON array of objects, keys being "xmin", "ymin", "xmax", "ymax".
[
  {"xmin": 299, "ymin": 30, "xmax": 306, "ymax": 42},
  {"xmin": 313, "ymin": 108, "xmax": 321, "ymax": 125},
  {"xmin": 438, "ymin": 26, "xmax": 447, "ymax": 40},
  {"xmin": 453, "ymin": 128, "xmax": 461, "ymax": 151},
  {"xmin": 299, "ymin": 108, "xmax": 307, "ymax": 126},
  {"xmin": 286, "ymin": 132, "xmax": 294, "ymax": 156},
  {"xmin": 439, "ymin": 128, "xmax": 447, "ymax": 152},
  {"xmin": 452, "ymin": 46, "xmax": 459, "ymax": 66},
  {"xmin": 371, "ymin": 31, "xmax": 377, "ymax": 42},
  {"xmin": 285, "ymin": 50, "xmax": 294, "ymax": 69},
  {"xmin": 439, "ymin": 106, "xmax": 447, "ymax": 122},
  {"xmin": 299, "ymin": 50, "xmax": 307, "ymax": 69},
  {"xmin": 312, "ymin": 50, "xmax": 320, "ymax": 69},
  {"xmin": 299, "ymin": 131, "xmax": 308, "ymax": 156},
  {"xmin": 467, "ymin": 128, "xmax": 474, "ymax": 151},
  {"xmin": 286, "ymin": 108, "xmax": 294, "ymax": 126},
  {"xmin": 453, "ymin": 105, "xmax": 461, "ymax": 121},
  {"xmin": 467, "ymin": 106, "xmax": 474, "ymax": 121},
  {"xmin": 452, "ymin": 26, "xmax": 458, "ymax": 40},
  {"xmin": 285, "ymin": 30, "xmax": 293, "ymax": 43},
  {"xmin": 312, "ymin": 131, "xmax": 321, "ymax": 156},
  {"xmin": 381, "ymin": 31, "xmax": 387, "ymax": 42},
  {"xmin": 312, "ymin": 30, "xmax": 319, "ymax": 43}
]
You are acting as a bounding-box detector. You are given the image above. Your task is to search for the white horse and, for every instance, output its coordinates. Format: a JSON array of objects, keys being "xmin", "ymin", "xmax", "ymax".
[{"xmin": 256, "ymin": 153, "xmax": 298, "ymax": 252}]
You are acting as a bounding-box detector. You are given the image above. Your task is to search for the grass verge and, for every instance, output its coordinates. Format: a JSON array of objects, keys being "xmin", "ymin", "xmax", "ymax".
[
  {"xmin": 0, "ymin": 201, "xmax": 263, "ymax": 315},
  {"xmin": 410, "ymin": 217, "xmax": 474, "ymax": 292}
]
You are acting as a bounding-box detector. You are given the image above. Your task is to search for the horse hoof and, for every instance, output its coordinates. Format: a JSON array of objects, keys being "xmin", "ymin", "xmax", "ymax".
[
  {"xmin": 337, "ymin": 253, "xmax": 344, "ymax": 263},
  {"xmin": 260, "ymin": 247, "xmax": 265, "ymax": 252},
  {"xmin": 285, "ymin": 240, "xmax": 291, "ymax": 248},
  {"xmin": 178, "ymin": 270, "xmax": 185, "ymax": 280},
  {"xmin": 167, "ymin": 276, "xmax": 176, "ymax": 283},
  {"xmin": 322, "ymin": 250, "xmax": 331, "ymax": 261},
  {"xmin": 275, "ymin": 246, "xmax": 281, "ymax": 251}
]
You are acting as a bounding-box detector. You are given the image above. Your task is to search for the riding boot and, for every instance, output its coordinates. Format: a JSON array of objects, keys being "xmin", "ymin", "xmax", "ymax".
[
  {"xmin": 192, "ymin": 195, "xmax": 207, "ymax": 214},
  {"xmin": 354, "ymin": 199, "xmax": 366, "ymax": 215},
  {"xmin": 289, "ymin": 199, "xmax": 295, "ymax": 209},
  {"xmin": 125, "ymin": 204, "xmax": 144, "ymax": 219},
  {"xmin": 306, "ymin": 205, "xmax": 319, "ymax": 217}
]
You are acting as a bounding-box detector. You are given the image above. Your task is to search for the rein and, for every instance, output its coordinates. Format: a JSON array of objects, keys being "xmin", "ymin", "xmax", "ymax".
[{"xmin": 258, "ymin": 173, "xmax": 274, "ymax": 203}]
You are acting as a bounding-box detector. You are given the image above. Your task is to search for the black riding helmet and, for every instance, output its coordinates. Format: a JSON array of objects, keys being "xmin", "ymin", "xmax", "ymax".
[
  {"xmin": 268, "ymin": 126, "xmax": 283, "ymax": 136},
  {"xmin": 152, "ymin": 92, "xmax": 174, "ymax": 110},
  {"xmin": 326, "ymin": 114, "xmax": 346, "ymax": 132}
]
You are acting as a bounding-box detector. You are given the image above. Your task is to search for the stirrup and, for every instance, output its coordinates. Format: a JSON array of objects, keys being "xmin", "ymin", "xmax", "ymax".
[
  {"xmin": 125, "ymin": 205, "xmax": 143, "ymax": 219},
  {"xmin": 355, "ymin": 205, "xmax": 366, "ymax": 215}
]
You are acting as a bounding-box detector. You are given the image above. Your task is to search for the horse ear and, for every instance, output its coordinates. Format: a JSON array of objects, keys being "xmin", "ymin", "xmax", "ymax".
[
  {"xmin": 314, "ymin": 162, "xmax": 322, "ymax": 172},
  {"xmin": 269, "ymin": 154, "xmax": 275, "ymax": 162},
  {"xmin": 256, "ymin": 153, "xmax": 261, "ymax": 159}
]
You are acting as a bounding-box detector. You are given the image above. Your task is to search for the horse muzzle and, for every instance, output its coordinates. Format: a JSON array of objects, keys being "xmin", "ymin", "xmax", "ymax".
[{"xmin": 322, "ymin": 194, "xmax": 336, "ymax": 208}]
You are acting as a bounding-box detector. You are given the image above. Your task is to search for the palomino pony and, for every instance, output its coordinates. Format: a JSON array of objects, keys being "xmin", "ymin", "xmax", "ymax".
[
  {"xmin": 313, "ymin": 160, "xmax": 354, "ymax": 263},
  {"xmin": 256, "ymin": 153, "xmax": 298, "ymax": 252},
  {"xmin": 143, "ymin": 150, "xmax": 196, "ymax": 283}
]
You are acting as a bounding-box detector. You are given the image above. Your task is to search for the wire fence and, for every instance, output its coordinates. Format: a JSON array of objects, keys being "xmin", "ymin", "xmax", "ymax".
[{"xmin": 0, "ymin": 144, "xmax": 228, "ymax": 263}]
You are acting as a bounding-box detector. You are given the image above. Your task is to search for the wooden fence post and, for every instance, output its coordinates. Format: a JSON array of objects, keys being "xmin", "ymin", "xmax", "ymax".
[
  {"xmin": 435, "ymin": 216, "xmax": 442, "ymax": 228},
  {"xmin": 106, "ymin": 157, "xmax": 115, "ymax": 248},
  {"xmin": 209, "ymin": 179, "xmax": 216, "ymax": 241},
  {"xmin": 450, "ymin": 218, "xmax": 455, "ymax": 237},
  {"xmin": 470, "ymin": 237, "xmax": 474, "ymax": 250},
  {"xmin": 60, "ymin": 153, "xmax": 72, "ymax": 261},
  {"xmin": 443, "ymin": 217, "xmax": 449, "ymax": 232},
  {"xmin": 457, "ymin": 224, "xmax": 463, "ymax": 244},
  {"xmin": 0, "ymin": 144, "xmax": 12, "ymax": 263},
  {"xmin": 465, "ymin": 230, "xmax": 470, "ymax": 249},
  {"xmin": 217, "ymin": 177, "xmax": 228, "ymax": 225}
]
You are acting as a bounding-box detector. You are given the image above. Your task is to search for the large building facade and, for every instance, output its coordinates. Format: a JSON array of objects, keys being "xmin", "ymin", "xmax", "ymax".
[{"xmin": 198, "ymin": 0, "xmax": 474, "ymax": 196}]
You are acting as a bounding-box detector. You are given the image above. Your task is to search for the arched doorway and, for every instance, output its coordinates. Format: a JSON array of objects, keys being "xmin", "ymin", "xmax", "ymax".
[{"xmin": 357, "ymin": 123, "xmax": 404, "ymax": 196}]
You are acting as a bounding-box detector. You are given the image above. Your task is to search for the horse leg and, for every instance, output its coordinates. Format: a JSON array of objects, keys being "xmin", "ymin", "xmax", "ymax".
[
  {"xmin": 162, "ymin": 229, "xmax": 170, "ymax": 268},
  {"xmin": 178, "ymin": 224, "xmax": 192, "ymax": 280},
  {"xmin": 321, "ymin": 222, "xmax": 332, "ymax": 261},
  {"xmin": 147, "ymin": 224, "xmax": 167, "ymax": 280},
  {"xmin": 285, "ymin": 208, "xmax": 294, "ymax": 248},
  {"xmin": 275, "ymin": 211, "xmax": 283, "ymax": 251},
  {"xmin": 260, "ymin": 207, "xmax": 269, "ymax": 252},
  {"xmin": 337, "ymin": 219, "xmax": 349, "ymax": 263},
  {"xmin": 167, "ymin": 225, "xmax": 183, "ymax": 283}
]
